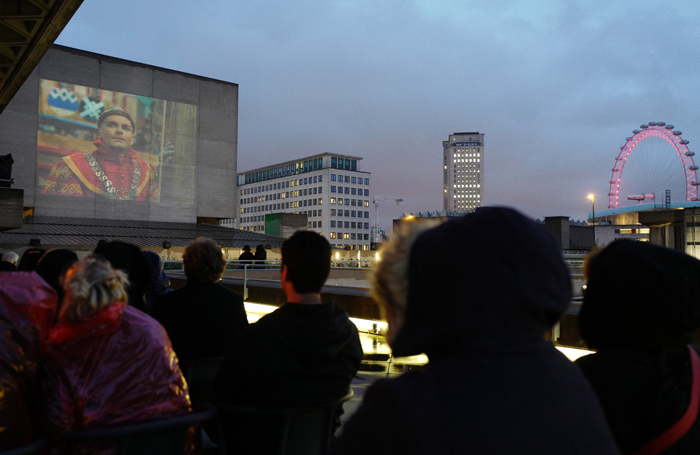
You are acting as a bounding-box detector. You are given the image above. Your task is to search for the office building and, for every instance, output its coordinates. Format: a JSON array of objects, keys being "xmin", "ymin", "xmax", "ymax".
[
  {"xmin": 443, "ymin": 132, "xmax": 484, "ymax": 212},
  {"xmin": 237, "ymin": 154, "xmax": 372, "ymax": 250}
]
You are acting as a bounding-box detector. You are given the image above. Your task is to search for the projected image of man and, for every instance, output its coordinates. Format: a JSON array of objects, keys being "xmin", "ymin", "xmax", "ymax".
[{"xmin": 43, "ymin": 107, "xmax": 158, "ymax": 201}]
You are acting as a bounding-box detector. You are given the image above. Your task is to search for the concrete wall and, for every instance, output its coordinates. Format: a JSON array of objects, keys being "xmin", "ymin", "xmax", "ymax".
[{"xmin": 0, "ymin": 45, "xmax": 238, "ymax": 223}]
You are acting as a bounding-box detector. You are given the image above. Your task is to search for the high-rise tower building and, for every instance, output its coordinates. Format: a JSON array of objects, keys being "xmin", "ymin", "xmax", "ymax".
[{"xmin": 443, "ymin": 132, "xmax": 484, "ymax": 212}]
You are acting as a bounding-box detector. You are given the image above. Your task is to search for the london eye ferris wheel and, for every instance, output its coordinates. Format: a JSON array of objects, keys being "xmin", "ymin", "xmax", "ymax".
[{"xmin": 608, "ymin": 122, "xmax": 699, "ymax": 209}]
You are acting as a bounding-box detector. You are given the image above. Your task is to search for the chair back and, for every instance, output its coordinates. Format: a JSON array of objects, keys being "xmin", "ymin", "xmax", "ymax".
[
  {"xmin": 60, "ymin": 404, "xmax": 216, "ymax": 455},
  {"xmin": 0, "ymin": 437, "xmax": 47, "ymax": 455},
  {"xmin": 217, "ymin": 390, "xmax": 353, "ymax": 455},
  {"xmin": 182, "ymin": 356, "xmax": 225, "ymax": 407}
]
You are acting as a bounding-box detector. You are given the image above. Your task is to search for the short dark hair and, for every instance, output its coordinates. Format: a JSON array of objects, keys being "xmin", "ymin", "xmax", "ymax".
[
  {"xmin": 282, "ymin": 231, "xmax": 331, "ymax": 294},
  {"xmin": 184, "ymin": 238, "xmax": 226, "ymax": 282},
  {"xmin": 98, "ymin": 108, "xmax": 135, "ymax": 131}
]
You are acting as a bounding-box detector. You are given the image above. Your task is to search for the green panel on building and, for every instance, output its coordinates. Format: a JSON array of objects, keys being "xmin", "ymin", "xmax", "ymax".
[{"xmin": 265, "ymin": 213, "xmax": 281, "ymax": 237}]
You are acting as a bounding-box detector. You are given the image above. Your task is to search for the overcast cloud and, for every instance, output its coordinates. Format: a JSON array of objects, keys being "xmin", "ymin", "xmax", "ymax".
[{"xmin": 56, "ymin": 0, "xmax": 700, "ymax": 229}]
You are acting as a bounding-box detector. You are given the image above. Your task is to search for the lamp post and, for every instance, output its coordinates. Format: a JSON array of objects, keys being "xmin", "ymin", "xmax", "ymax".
[{"xmin": 588, "ymin": 194, "xmax": 596, "ymax": 247}]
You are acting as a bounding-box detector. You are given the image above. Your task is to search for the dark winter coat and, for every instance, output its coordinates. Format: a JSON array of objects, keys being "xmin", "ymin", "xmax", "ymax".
[
  {"xmin": 577, "ymin": 240, "xmax": 700, "ymax": 454},
  {"xmin": 330, "ymin": 207, "xmax": 620, "ymax": 455},
  {"xmin": 215, "ymin": 301, "xmax": 362, "ymax": 454},
  {"xmin": 153, "ymin": 279, "xmax": 248, "ymax": 364}
]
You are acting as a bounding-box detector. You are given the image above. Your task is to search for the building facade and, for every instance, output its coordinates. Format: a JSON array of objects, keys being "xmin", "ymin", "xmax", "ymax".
[
  {"xmin": 0, "ymin": 45, "xmax": 239, "ymax": 224},
  {"xmin": 237, "ymin": 154, "xmax": 372, "ymax": 250},
  {"xmin": 443, "ymin": 132, "xmax": 484, "ymax": 212}
]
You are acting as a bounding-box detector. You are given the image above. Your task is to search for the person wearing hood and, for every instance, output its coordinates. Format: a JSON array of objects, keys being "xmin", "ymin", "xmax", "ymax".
[
  {"xmin": 576, "ymin": 240, "xmax": 700, "ymax": 454},
  {"xmin": 329, "ymin": 207, "xmax": 619, "ymax": 455},
  {"xmin": 215, "ymin": 230, "xmax": 362, "ymax": 454},
  {"xmin": 254, "ymin": 244, "xmax": 267, "ymax": 268}
]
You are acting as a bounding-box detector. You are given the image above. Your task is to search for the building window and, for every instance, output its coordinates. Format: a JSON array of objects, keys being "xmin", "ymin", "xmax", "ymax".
[
  {"xmin": 364, "ymin": 200, "xmax": 369, "ymax": 207},
  {"xmin": 331, "ymin": 186, "xmax": 336, "ymax": 193},
  {"xmin": 344, "ymin": 233, "xmax": 350, "ymax": 239},
  {"xmin": 351, "ymin": 211, "xmax": 356, "ymax": 217},
  {"xmin": 351, "ymin": 177, "xmax": 357, "ymax": 183},
  {"xmin": 351, "ymin": 233, "xmax": 356, "ymax": 240},
  {"xmin": 345, "ymin": 199, "xmax": 350, "ymax": 205},
  {"xmin": 331, "ymin": 209, "xmax": 336, "ymax": 215},
  {"xmin": 364, "ymin": 178, "xmax": 369, "ymax": 185},
  {"xmin": 345, "ymin": 176, "xmax": 350, "ymax": 183},
  {"xmin": 318, "ymin": 221, "xmax": 322, "ymax": 228},
  {"xmin": 330, "ymin": 198, "xmax": 336, "ymax": 204},
  {"xmin": 364, "ymin": 211, "xmax": 370, "ymax": 218},
  {"xmin": 351, "ymin": 222, "xmax": 356, "ymax": 228},
  {"xmin": 338, "ymin": 199, "xmax": 343, "ymax": 205},
  {"xmin": 351, "ymin": 199, "xmax": 356, "ymax": 206},
  {"xmin": 331, "ymin": 221, "xmax": 336, "ymax": 227},
  {"xmin": 318, "ymin": 187, "xmax": 322, "ymax": 193},
  {"xmin": 364, "ymin": 223, "xmax": 369, "ymax": 229},
  {"xmin": 351, "ymin": 188, "xmax": 356, "ymax": 195},
  {"xmin": 318, "ymin": 175, "xmax": 323, "ymax": 182},
  {"xmin": 344, "ymin": 221, "xmax": 350, "ymax": 228},
  {"xmin": 364, "ymin": 234, "xmax": 369, "ymax": 240},
  {"xmin": 364, "ymin": 189, "xmax": 369, "ymax": 196}
]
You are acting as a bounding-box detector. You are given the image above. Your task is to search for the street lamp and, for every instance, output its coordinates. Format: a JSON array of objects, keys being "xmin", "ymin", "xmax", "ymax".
[{"xmin": 588, "ymin": 194, "xmax": 596, "ymax": 247}]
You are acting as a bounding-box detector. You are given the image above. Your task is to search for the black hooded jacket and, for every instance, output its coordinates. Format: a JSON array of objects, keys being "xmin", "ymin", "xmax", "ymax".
[
  {"xmin": 215, "ymin": 301, "xmax": 361, "ymax": 407},
  {"xmin": 576, "ymin": 240, "xmax": 700, "ymax": 454},
  {"xmin": 330, "ymin": 207, "xmax": 619, "ymax": 455},
  {"xmin": 215, "ymin": 301, "xmax": 361, "ymax": 454}
]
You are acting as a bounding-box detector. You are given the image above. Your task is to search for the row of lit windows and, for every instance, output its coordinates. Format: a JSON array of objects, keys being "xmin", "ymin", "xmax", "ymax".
[
  {"xmin": 241, "ymin": 187, "xmax": 323, "ymax": 205},
  {"xmin": 241, "ymin": 176, "xmax": 324, "ymax": 195},
  {"xmin": 330, "ymin": 175, "xmax": 369, "ymax": 185},
  {"xmin": 330, "ymin": 233, "xmax": 370, "ymax": 241},
  {"xmin": 240, "ymin": 199, "xmax": 322, "ymax": 214},
  {"xmin": 330, "ymin": 221, "xmax": 370, "ymax": 229},
  {"xmin": 240, "ymin": 209, "xmax": 324, "ymax": 225},
  {"xmin": 331, "ymin": 244, "xmax": 370, "ymax": 250}
]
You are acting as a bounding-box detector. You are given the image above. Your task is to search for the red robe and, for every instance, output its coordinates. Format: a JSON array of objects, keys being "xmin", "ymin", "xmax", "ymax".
[{"xmin": 43, "ymin": 139, "xmax": 158, "ymax": 201}]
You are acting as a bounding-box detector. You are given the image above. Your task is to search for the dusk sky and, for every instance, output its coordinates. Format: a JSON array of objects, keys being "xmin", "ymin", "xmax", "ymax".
[{"xmin": 55, "ymin": 0, "xmax": 700, "ymax": 231}]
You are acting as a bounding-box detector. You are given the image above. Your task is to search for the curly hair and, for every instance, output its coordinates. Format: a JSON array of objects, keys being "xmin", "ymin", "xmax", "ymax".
[
  {"xmin": 184, "ymin": 238, "xmax": 226, "ymax": 282},
  {"xmin": 371, "ymin": 219, "xmax": 441, "ymax": 318},
  {"xmin": 60, "ymin": 256, "xmax": 129, "ymax": 322}
]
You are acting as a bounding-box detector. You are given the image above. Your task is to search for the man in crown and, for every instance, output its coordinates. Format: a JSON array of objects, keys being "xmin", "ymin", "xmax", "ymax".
[{"xmin": 43, "ymin": 107, "xmax": 158, "ymax": 201}]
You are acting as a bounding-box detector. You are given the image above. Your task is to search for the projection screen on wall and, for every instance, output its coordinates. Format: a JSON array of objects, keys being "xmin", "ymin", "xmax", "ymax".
[{"xmin": 36, "ymin": 79, "xmax": 197, "ymax": 205}]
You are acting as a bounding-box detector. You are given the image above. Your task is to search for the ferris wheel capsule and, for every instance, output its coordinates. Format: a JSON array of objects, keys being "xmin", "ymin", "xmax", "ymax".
[
  {"xmin": 657, "ymin": 122, "xmax": 666, "ymax": 126},
  {"xmin": 649, "ymin": 122, "xmax": 657, "ymax": 126},
  {"xmin": 690, "ymin": 166, "xmax": 699, "ymax": 171},
  {"xmin": 681, "ymin": 140, "xmax": 690, "ymax": 145},
  {"xmin": 666, "ymin": 125, "xmax": 675, "ymax": 129},
  {"xmin": 641, "ymin": 125, "xmax": 649, "ymax": 129},
  {"xmin": 673, "ymin": 131, "xmax": 682, "ymax": 135},
  {"xmin": 686, "ymin": 152, "xmax": 695, "ymax": 156},
  {"xmin": 633, "ymin": 130, "xmax": 641, "ymax": 134}
]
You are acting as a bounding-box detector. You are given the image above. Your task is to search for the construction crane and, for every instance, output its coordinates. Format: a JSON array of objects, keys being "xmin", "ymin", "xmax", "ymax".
[{"xmin": 372, "ymin": 197, "xmax": 403, "ymax": 244}]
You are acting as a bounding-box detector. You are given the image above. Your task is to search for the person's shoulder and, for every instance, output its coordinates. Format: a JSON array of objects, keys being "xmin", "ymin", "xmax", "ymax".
[
  {"xmin": 204, "ymin": 282, "xmax": 243, "ymax": 301},
  {"xmin": 154, "ymin": 285, "xmax": 187, "ymax": 307}
]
